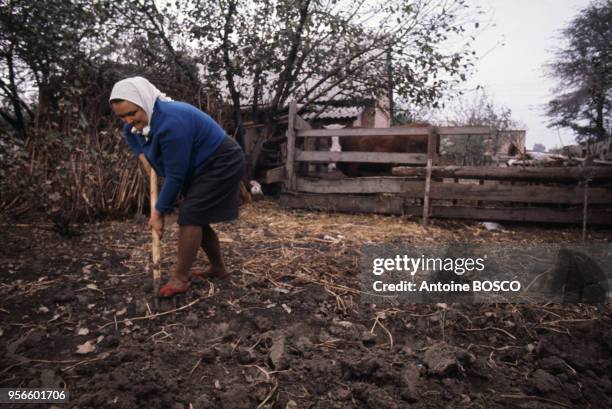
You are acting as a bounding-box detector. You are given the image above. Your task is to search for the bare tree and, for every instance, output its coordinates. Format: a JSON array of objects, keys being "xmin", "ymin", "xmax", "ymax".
[{"xmin": 182, "ymin": 0, "xmax": 481, "ymax": 172}]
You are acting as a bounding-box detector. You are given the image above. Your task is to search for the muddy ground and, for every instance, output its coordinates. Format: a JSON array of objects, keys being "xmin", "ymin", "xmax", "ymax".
[{"xmin": 1, "ymin": 200, "xmax": 611, "ymax": 409}]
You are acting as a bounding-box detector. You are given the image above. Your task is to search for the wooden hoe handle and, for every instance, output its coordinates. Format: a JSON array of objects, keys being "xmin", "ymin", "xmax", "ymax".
[{"xmin": 150, "ymin": 168, "xmax": 162, "ymax": 298}]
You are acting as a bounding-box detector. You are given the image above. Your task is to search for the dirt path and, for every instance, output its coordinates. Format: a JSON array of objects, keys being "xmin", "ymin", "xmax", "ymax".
[{"xmin": 1, "ymin": 202, "xmax": 611, "ymax": 408}]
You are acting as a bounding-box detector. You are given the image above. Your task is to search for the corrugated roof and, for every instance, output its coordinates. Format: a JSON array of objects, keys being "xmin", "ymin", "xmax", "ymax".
[{"xmin": 302, "ymin": 106, "xmax": 363, "ymax": 120}]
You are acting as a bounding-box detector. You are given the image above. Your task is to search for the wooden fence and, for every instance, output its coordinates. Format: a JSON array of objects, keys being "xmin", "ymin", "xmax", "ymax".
[{"xmin": 278, "ymin": 101, "xmax": 612, "ymax": 225}]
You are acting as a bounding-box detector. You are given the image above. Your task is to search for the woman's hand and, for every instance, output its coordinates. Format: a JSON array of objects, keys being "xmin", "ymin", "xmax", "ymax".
[
  {"xmin": 138, "ymin": 153, "xmax": 152, "ymax": 174},
  {"xmin": 150, "ymin": 209, "xmax": 164, "ymax": 239}
]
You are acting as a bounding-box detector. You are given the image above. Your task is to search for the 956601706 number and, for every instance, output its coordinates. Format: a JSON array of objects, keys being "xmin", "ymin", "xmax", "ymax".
[{"xmin": 0, "ymin": 388, "xmax": 69, "ymax": 403}]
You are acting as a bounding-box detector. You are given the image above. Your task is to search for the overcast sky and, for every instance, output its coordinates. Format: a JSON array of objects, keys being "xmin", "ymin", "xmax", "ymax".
[{"xmin": 462, "ymin": 0, "xmax": 587, "ymax": 151}]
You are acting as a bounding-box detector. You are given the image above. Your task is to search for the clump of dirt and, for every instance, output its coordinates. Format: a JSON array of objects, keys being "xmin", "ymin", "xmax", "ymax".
[{"xmin": 1, "ymin": 201, "xmax": 611, "ymax": 408}]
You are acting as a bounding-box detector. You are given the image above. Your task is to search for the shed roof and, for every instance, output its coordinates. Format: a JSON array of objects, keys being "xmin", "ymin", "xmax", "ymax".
[{"xmin": 301, "ymin": 106, "xmax": 363, "ymax": 120}]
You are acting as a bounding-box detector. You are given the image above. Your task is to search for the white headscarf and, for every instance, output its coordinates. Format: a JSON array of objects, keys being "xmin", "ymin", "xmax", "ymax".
[{"xmin": 109, "ymin": 76, "xmax": 172, "ymax": 136}]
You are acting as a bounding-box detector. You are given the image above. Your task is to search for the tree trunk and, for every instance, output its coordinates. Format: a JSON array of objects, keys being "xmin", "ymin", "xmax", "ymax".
[{"xmin": 221, "ymin": 0, "xmax": 246, "ymax": 177}]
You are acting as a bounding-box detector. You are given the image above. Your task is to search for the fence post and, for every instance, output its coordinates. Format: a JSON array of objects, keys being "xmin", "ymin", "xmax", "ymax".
[
  {"xmin": 304, "ymin": 136, "xmax": 316, "ymax": 175},
  {"xmin": 284, "ymin": 101, "xmax": 297, "ymax": 191},
  {"xmin": 422, "ymin": 127, "xmax": 436, "ymax": 228}
]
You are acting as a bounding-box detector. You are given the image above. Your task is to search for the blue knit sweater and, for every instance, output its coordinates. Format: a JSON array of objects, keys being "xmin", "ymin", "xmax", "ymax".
[{"xmin": 123, "ymin": 100, "xmax": 225, "ymax": 214}]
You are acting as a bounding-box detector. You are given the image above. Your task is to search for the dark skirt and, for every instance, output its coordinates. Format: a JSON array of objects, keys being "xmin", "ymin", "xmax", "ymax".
[{"xmin": 178, "ymin": 136, "xmax": 245, "ymax": 226}]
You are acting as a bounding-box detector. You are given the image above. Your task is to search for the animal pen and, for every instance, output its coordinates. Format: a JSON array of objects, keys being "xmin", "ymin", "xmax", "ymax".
[{"xmin": 278, "ymin": 102, "xmax": 612, "ymax": 226}]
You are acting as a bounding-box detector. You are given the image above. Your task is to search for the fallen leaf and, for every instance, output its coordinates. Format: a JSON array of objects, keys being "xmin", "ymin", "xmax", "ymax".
[
  {"xmin": 76, "ymin": 341, "xmax": 96, "ymax": 354},
  {"xmin": 282, "ymin": 304, "xmax": 292, "ymax": 314},
  {"xmin": 115, "ymin": 307, "xmax": 127, "ymax": 316},
  {"xmin": 38, "ymin": 305, "xmax": 50, "ymax": 313},
  {"xmin": 77, "ymin": 328, "xmax": 90, "ymax": 336}
]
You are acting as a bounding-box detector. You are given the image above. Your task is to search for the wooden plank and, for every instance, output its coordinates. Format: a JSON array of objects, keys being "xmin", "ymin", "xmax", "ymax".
[
  {"xmin": 436, "ymin": 126, "xmax": 490, "ymax": 135},
  {"xmin": 281, "ymin": 194, "xmax": 612, "ymax": 224},
  {"xmin": 297, "ymin": 127, "xmax": 431, "ymax": 138},
  {"xmin": 404, "ymin": 205, "xmax": 612, "ymax": 225},
  {"xmin": 242, "ymin": 127, "xmax": 254, "ymax": 157},
  {"xmin": 284, "ymin": 101, "xmax": 297, "ymax": 190},
  {"xmin": 281, "ymin": 193, "xmax": 612, "ymax": 224},
  {"xmin": 392, "ymin": 165, "xmax": 612, "ymax": 182},
  {"xmin": 428, "ymin": 183, "xmax": 612, "ymax": 204},
  {"xmin": 300, "ymin": 116, "xmax": 316, "ymax": 174},
  {"xmin": 297, "ymin": 126, "xmax": 489, "ymax": 138},
  {"xmin": 423, "ymin": 158, "xmax": 432, "ymax": 228},
  {"xmin": 263, "ymin": 166, "xmax": 285, "ymax": 184},
  {"xmin": 296, "ymin": 177, "xmax": 421, "ymax": 194},
  {"xmin": 303, "ymin": 137, "xmax": 316, "ymax": 174},
  {"xmin": 296, "ymin": 149, "xmax": 427, "ymax": 164},
  {"xmin": 422, "ymin": 129, "xmax": 436, "ymax": 228},
  {"xmin": 293, "ymin": 177, "xmax": 612, "ymax": 204},
  {"xmin": 432, "ymin": 130, "xmax": 440, "ymax": 164},
  {"xmin": 295, "ymin": 115, "xmax": 312, "ymax": 130},
  {"xmin": 280, "ymin": 192, "xmax": 404, "ymax": 215}
]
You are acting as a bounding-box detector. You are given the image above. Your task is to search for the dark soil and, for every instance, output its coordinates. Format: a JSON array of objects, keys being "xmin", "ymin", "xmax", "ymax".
[{"xmin": 1, "ymin": 201, "xmax": 611, "ymax": 409}]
